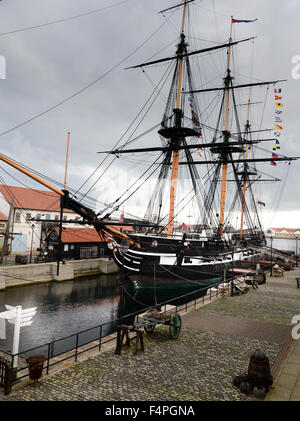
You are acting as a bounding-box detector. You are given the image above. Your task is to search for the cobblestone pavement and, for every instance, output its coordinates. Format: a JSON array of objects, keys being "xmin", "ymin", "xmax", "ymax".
[
  {"xmin": 0, "ymin": 327, "xmax": 282, "ymax": 401},
  {"xmin": 1, "ymin": 271, "xmax": 298, "ymax": 401},
  {"xmin": 198, "ymin": 285, "xmax": 300, "ymax": 325}
]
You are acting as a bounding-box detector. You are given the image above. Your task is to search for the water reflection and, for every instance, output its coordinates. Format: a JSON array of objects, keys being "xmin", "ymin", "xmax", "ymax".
[
  {"xmin": 0, "ymin": 274, "xmax": 120, "ymax": 354},
  {"xmin": 117, "ymin": 277, "xmax": 209, "ymax": 328},
  {"xmin": 0, "ymin": 273, "xmax": 210, "ymax": 357}
]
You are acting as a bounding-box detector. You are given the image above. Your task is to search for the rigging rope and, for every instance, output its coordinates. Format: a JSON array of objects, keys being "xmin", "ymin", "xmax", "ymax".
[
  {"xmin": 104, "ymin": 153, "xmax": 164, "ymax": 215},
  {"xmin": 266, "ymin": 163, "xmax": 291, "ymax": 228},
  {"xmin": 76, "ymin": 62, "xmax": 174, "ymax": 201},
  {"xmin": 0, "ymin": 13, "xmax": 172, "ymax": 141},
  {"xmin": 0, "ymin": 1, "xmax": 130, "ymax": 37}
]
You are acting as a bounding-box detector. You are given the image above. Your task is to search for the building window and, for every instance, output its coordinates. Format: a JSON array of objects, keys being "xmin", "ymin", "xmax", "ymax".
[
  {"xmin": 0, "ymin": 223, "xmax": 5, "ymax": 228},
  {"xmin": 64, "ymin": 244, "xmax": 69, "ymax": 251},
  {"xmin": 15, "ymin": 212, "xmax": 21, "ymax": 222},
  {"xmin": 26, "ymin": 213, "xmax": 31, "ymax": 221},
  {"xmin": 63, "ymin": 215, "xmax": 67, "ymax": 221},
  {"xmin": 45, "ymin": 214, "xmax": 51, "ymax": 220},
  {"xmin": 55, "ymin": 215, "xmax": 59, "ymax": 221},
  {"xmin": 36, "ymin": 213, "xmax": 41, "ymax": 220}
]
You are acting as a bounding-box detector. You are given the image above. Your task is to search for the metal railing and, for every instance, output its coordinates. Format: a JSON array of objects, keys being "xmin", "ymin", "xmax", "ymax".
[{"xmin": 0, "ymin": 277, "xmax": 233, "ymax": 392}]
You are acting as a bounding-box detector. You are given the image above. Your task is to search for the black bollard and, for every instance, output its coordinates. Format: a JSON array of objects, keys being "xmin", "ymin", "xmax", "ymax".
[{"xmin": 247, "ymin": 349, "xmax": 273, "ymax": 391}]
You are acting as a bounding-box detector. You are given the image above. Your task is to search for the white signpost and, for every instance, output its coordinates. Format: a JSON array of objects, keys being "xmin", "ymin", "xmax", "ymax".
[{"xmin": 0, "ymin": 305, "xmax": 37, "ymax": 368}]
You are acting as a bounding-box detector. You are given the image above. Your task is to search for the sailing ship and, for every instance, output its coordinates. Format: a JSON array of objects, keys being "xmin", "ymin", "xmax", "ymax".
[
  {"xmin": 100, "ymin": 0, "xmax": 297, "ymax": 288},
  {"xmin": 0, "ymin": 1, "xmax": 297, "ymax": 290}
]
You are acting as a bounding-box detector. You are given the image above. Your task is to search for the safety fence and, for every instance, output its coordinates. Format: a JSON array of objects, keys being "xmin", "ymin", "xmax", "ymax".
[{"xmin": 0, "ymin": 278, "xmax": 233, "ymax": 394}]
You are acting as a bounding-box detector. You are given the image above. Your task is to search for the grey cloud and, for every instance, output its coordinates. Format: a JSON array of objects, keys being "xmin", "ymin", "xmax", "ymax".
[{"xmin": 0, "ymin": 0, "xmax": 298, "ymax": 226}]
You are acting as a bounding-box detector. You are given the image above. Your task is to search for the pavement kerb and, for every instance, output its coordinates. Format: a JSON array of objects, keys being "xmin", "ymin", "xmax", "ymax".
[{"xmin": 266, "ymin": 337, "xmax": 300, "ymax": 401}]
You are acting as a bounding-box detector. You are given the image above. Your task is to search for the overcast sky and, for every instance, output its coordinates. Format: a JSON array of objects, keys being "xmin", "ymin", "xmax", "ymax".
[{"xmin": 0, "ymin": 0, "xmax": 299, "ymax": 229}]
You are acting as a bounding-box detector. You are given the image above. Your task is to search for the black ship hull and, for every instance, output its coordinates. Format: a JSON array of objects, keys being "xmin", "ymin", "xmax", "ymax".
[{"xmin": 110, "ymin": 234, "xmax": 263, "ymax": 289}]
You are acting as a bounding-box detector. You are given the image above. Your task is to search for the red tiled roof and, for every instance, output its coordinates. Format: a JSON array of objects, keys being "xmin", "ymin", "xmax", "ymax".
[
  {"xmin": 0, "ymin": 212, "xmax": 7, "ymax": 221},
  {"xmin": 55, "ymin": 225, "xmax": 134, "ymax": 243},
  {"xmin": 0, "ymin": 185, "xmax": 74, "ymax": 213},
  {"xmin": 55, "ymin": 227, "xmax": 102, "ymax": 243},
  {"xmin": 271, "ymin": 227, "xmax": 300, "ymax": 233}
]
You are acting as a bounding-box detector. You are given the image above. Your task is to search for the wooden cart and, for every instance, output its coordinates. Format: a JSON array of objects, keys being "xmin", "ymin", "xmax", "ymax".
[{"xmin": 141, "ymin": 310, "xmax": 182, "ymax": 339}]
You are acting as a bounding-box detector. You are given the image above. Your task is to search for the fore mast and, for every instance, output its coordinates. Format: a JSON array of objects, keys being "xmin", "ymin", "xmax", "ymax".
[{"xmin": 167, "ymin": 0, "xmax": 188, "ymax": 237}]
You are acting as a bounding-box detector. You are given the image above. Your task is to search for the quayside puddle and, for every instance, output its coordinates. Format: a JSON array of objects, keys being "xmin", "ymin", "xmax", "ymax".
[{"xmin": 0, "ymin": 273, "xmax": 207, "ymax": 357}]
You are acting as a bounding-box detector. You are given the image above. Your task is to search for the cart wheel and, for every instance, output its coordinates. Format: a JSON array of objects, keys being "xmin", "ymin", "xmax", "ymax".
[
  {"xmin": 169, "ymin": 314, "xmax": 181, "ymax": 339},
  {"xmin": 144, "ymin": 323, "xmax": 156, "ymax": 334}
]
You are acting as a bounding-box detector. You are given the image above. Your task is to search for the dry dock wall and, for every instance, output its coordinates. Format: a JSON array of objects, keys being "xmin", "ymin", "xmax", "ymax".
[{"xmin": 0, "ymin": 258, "xmax": 119, "ymax": 290}]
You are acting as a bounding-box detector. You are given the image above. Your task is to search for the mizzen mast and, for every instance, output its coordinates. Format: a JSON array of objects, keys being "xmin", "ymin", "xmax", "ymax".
[{"xmin": 239, "ymin": 96, "xmax": 251, "ymax": 239}]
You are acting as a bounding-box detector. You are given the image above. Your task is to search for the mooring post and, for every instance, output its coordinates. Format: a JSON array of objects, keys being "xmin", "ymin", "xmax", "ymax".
[{"xmin": 5, "ymin": 363, "xmax": 12, "ymax": 396}]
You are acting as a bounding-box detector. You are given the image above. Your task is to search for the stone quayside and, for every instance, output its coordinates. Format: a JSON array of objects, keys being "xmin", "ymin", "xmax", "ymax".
[{"xmin": 1, "ymin": 267, "xmax": 299, "ymax": 401}]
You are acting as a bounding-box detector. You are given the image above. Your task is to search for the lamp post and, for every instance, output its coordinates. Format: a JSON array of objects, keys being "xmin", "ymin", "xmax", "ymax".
[
  {"xmin": 29, "ymin": 224, "xmax": 35, "ymax": 264},
  {"xmin": 270, "ymin": 235, "xmax": 273, "ymax": 276},
  {"xmin": 296, "ymin": 236, "xmax": 298, "ymax": 267},
  {"xmin": 115, "ymin": 239, "xmax": 130, "ymax": 355}
]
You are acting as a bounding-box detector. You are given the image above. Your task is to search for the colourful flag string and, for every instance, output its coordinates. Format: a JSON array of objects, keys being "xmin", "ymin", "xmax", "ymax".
[{"xmin": 271, "ymin": 88, "xmax": 283, "ymax": 166}]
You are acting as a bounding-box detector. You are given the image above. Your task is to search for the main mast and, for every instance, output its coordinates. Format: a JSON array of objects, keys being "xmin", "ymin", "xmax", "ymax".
[
  {"xmin": 218, "ymin": 17, "xmax": 233, "ymax": 238},
  {"xmin": 167, "ymin": 0, "xmax": 188, "ymax": 237},
  {"xmin": 107, "ymin": 8, "xmax": 297, "ymax": 241}
]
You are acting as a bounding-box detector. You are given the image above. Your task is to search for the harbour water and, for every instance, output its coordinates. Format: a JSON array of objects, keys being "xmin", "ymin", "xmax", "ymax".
[
  {"xmin": 0, "ymin": 273, "xmax": 207, "ymax": 357},
  {"xmin": 0, "ymin": 274, "xmax": 121, "ymax": 355}
]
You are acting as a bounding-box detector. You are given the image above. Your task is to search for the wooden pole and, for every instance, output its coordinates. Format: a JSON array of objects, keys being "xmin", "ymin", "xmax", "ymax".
[
  {"xmin": 167, "ymin": 150, "xmax": 180, "ymax": 237},
  {"xmin": 0, "ymin": 153, "xmax": 64, "ymax": 197},
  {"xmin": 64, "ymin": 132, "xmax": 70, "ymax": 190},
  {"xmin": 175, "ymin": 1, "xmax": 187, "ymax": 107},
  {"xmin": 219, "ymin": 17, "xmax": 233, "ymax": 237},
  {"xmin": 57, "ymin": 197, "xmax": 64, "ymax": 276},
  {"xmin": 167, "ymin": 1, "xmax": 188, "ymax": 237}
]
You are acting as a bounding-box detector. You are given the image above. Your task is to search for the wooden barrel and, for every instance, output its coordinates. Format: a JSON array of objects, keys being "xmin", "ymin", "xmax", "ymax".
[{"xmin": 247, "ymin": 350, "xmax": 273, "ymax": 391}]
